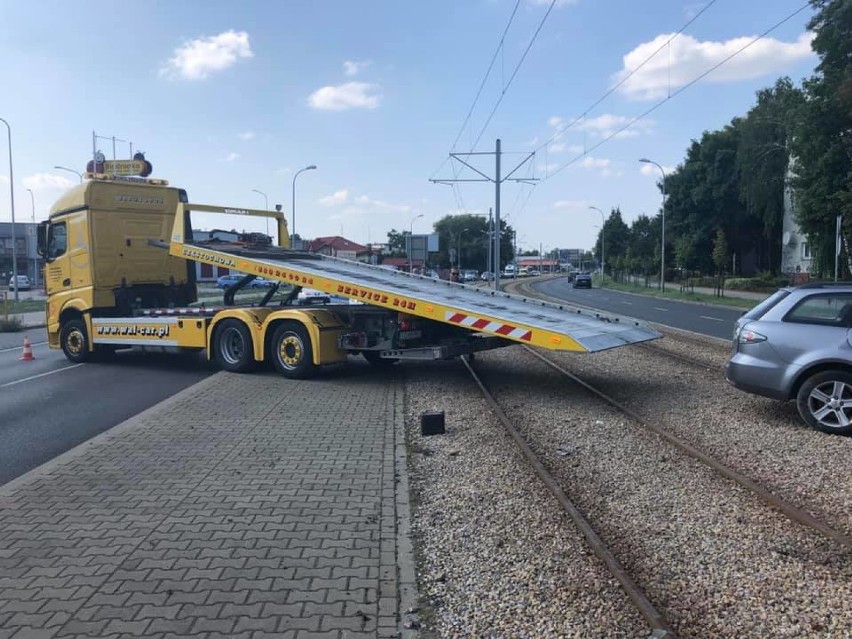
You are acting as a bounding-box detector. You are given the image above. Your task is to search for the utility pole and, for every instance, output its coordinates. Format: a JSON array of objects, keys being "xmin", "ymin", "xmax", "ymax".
[
  {"xmin": 486, "ymin": 208, "xmax": 493, "ymax": 277},
  {"xmin": 431, "ymin": 138, "xmax": 536, "ymax": 291}
]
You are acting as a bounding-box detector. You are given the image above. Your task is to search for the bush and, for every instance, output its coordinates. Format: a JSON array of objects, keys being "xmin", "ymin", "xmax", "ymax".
[
  {"xmin": 0, "ymin": 317, "xmax": 23, "ymax": 332},
  {"xmin": 725, "ymin": 274, "xmax": 787, "ymax": 291}
]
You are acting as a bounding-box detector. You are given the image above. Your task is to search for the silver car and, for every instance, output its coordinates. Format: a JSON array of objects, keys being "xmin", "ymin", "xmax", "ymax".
[{"xmin": 725, "ymin": 283, "xmax": 852, "ymax": 435}]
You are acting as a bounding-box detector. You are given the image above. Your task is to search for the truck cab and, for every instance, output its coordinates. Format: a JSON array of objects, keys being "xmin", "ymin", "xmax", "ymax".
[{"xmin": 38, "ymin": 178, "xmax": 197, "ymax": 350}]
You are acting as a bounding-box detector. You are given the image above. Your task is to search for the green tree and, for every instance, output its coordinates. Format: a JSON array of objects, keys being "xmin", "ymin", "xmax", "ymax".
[
  {"xmin": 736, "ymin": 78, "xmax": 803, "ymax": 274},
  {"xmin": 432, "ymin": 214, "xmax": 514, "ymax": 270},
  {"xmin": 385, "ymin": 229, "xmax": 407, "ymax": 256},
  {"xmin": 712, "ymin": 228, "xmax": 729, "ymax": 296},
  {"xmin": 789, "ymin": 0, "xmax": 852, "ymax": 276}
]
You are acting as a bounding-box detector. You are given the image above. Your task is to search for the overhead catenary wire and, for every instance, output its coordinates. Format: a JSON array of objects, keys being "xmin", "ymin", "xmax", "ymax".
[
  {"xmin": 541, "ymin": 1, "xmax": 812, "ymax": 183},
  {"xmin": 430, "ymin": 0, "xmax": 522, "ymax": 180},
  {"xmin": 469, "ymin": 0, "xmax": 560, "ymax": 153},
  {"xmin": 535, "ymin": 0, "xmax": 720, "ymax": 158}
]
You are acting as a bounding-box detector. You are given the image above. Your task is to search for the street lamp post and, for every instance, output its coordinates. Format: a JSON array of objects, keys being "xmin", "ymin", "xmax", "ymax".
[
  {"xmin": 251, "ymin": 189, "xmax": 269, "ymax": 239},
  {"xmin": 54, "ymin": 165, "xmax": 83, "ymax": 183},
  {"xmin": 1, "ymin": 117, "xmax": 18, "ymax": 301},
  {"xmin": 26, "ymin": 188, "xmax": 37, "ymax": 286},
  {"xmin": 456, "ymin": 228, "xmax": 469, "ymax": 271},
  {"xmin": 292, "ymin": 165, "xmax": 317, "ymax": 249},
  {"xmin": 640, "ymin": 158, "xmax": 667, "ymax": 291},
  {"xmin": 589, "ymin": 206, "xmax": 605, "ymax": 288},
  {"xmin": 408, "ymin": 214, "xmax": 424, "ymax": 274}
]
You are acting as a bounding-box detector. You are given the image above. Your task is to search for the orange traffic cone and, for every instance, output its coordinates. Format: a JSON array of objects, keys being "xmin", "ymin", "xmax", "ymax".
[{"xmin": 20, "ymin": 335, "xmax": 34, "ymax": 361}]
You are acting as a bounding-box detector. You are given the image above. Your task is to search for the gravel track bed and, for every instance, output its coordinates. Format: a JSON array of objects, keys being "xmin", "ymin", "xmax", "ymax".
[
  {"xmin": 474, "ymin": 347, "xmax": 851, "ymax": 638},
  {"xmin": 403, "ymin": 362, "xmax": 647, "ymax": 638},
  {"xmin": 543, "ymin": 331, "xmax": 852, "ymax": 537}
]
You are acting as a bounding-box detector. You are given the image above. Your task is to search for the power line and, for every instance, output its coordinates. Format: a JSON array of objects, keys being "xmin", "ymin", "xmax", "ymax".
[
  {"xmin": 469, "ymin": 0, "xmax": 559, "ymax": 152},
  {"xmin": 535, "ymin": 0, "xmax": 720, "ymax": 157},
  {"xmin": 541, "ymin": 1, "xmax": 811, "ymax": 182},
  {"xmin": 431, "ymin": 0, "xmax": 522, "ymax": 180}
]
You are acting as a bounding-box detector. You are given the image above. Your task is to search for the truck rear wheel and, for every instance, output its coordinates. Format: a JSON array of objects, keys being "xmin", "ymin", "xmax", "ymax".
[
  {"xmin": 61, "ymin": 318, "xmax": 91, "ymax": 364},
  {"xmin": 270, "ymin": 322, "xmax": 316, "ymax": 379},
  {"xmin": 213, "ymin": 319, "xmax": 255, "ymax": 373}
]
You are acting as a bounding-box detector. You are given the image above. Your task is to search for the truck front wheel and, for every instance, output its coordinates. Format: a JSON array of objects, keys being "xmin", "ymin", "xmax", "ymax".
[
  {"xmin": 60, "ymin": 319, "xmax": 91, "ymax": 364},
  {"xmin": 270, "ymin": 322, "xmax": 316, "ymax": 379},
  {"xmin": 213, "ymin": 319, "xmax": 256, "ymax": 373}
]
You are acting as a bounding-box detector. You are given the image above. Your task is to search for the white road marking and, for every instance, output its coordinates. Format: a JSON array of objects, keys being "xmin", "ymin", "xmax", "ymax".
[
  {"xmin": 1, "ymin": 364, "xmax": 84, "ymax": 388},
  {"xmin": 653, "ymin": 307, "xmax": 668, "ymax": 312},
  {"xmin": 621, "ymin": 301, "xmax": 633, "ymax": 305},
  {"xmin": 699, "ymin": 315, "xmax": 725, "ymax": 322},
  {"xmin": 0, "ymin": 341, "xmax": 48, "ymax": 354}
]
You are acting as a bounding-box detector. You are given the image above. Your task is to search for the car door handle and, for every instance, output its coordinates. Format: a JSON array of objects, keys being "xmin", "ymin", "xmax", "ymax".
[{"xmin": 63, "ymin": 278, "xmax": 71, "ymax": 286}]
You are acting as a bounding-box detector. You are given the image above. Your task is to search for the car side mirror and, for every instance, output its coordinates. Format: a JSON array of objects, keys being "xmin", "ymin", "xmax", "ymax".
[{"xmin": 36, "ymin": 221, "xmax": 49, "ymax": 258}]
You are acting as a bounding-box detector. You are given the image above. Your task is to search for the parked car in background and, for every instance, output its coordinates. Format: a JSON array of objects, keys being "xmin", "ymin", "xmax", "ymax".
[
  {"xmin": 502, "ymin": 264, "xmax": 517, "ymax": 278},
  {"xmin": 297, "ymin": 288, "xmax": 332, "ymax": 305},
  {"xmin": 725, "ymin": 283, "xmax": 852, "ymax": 435},
  {"xmin": 518, "ymin": 267, "xmax": 529, "ymax": 277},
  {"xmin": 8, "ymin": 275, "xmax": 31, "ymax": 291},
  {"xmin": 481, "ymin": 271, "xmax": 495, "ymax": 281},
  {"xmin": 462, "ymin": 269, "xmax": 479, "ymax": 282},
  {"xmin": 215, "ymin": 274, "xmax": 272, "ymax": 289},
  {"xmin": 573, "ymin": 273, "xmax": 592, "ymax": 288},
  {"xmin": 528, "ymin": 269, "xmax": 541, "ymax": 277}
]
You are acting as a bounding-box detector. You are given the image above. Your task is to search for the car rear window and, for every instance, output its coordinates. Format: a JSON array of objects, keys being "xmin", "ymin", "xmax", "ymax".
[{"xmin": 741, "ymin": 289, "xmax": 790, "ymax": 321}]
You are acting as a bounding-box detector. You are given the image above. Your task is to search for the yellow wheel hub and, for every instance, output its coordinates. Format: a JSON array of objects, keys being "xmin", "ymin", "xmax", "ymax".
[
  {"xmin": 278, "ymin": 335, "xmax": 303, "ymax": 367},
  {"xmin": 67, "ymin": 330, "xmax": 84, "ymax": 355}
]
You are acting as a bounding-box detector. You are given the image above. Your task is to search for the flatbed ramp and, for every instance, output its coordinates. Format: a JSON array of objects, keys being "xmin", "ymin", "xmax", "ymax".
[{"xmin": 176, "ymin": 241, "xmax": 661, "ymax": 353}]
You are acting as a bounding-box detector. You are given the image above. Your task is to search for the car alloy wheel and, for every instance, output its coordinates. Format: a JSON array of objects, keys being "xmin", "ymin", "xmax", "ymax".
[{"xmin": 796, "ymin": 370, "xmax": 852, "ymax": 435}]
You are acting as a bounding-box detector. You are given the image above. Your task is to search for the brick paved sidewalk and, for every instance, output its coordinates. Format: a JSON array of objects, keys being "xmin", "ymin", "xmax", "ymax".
[{"xmin": 0, "ymin": 367, "xmax": 416, "ymax": 638}]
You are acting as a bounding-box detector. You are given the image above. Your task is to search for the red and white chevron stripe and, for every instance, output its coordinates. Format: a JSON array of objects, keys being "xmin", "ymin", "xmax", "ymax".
[{"xmin": 445, "ymin": 311, "xmax": 532, "ymax": 341}]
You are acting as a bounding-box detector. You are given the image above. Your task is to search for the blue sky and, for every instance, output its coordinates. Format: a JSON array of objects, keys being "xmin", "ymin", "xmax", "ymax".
[{"xmin": 0, "ymin": 0, "xmax": 817, "ymax": 254}]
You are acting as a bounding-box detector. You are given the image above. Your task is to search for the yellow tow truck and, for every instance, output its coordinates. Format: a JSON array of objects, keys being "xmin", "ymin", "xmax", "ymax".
[{"xmin": 39, "ymin": 174, "xmax": 661, "ymax": 378}]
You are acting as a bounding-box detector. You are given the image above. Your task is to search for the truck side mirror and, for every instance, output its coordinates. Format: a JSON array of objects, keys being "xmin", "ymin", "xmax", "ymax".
[{"xmin": 37, "ymin": 221, "xmax": 49, "ymax": 258}]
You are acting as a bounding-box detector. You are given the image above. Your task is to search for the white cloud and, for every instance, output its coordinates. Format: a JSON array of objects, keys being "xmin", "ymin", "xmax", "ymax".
[
  {"xmin": 319, "ymin": 189, "xmax": 350, "ymax": 207},
  {"xmin": 274, "ymin": 166, "xmax": 291, "ymax": 176},
  {"xmin": 220, "ymin": 152, "xmax": 240, "ymax": 162},
  {"xmin": 577, "ymin": 114, "xmax": 654, "ymax": 138},
  {"xmin": 238, "ymin": 131, "xmax": 255, "ymax": 141},
  {"xmin": 22, "ymin": 173, "xmax": 74, "ymax": 192},
  {"xmin": 160, "ymin": 30, "xmax": 253, "ymax": 81},
  {"xmin": 547, "ymin": 116, "xmax": 564, "ymax": 128},
  {"xmin": 580, "ymin": 157, "xmax": 610, "ymax": 169},
  {"xmin": 319, "ymin": 188, "xmax": 411, "ymax": 216},
  {"xmin": 308, "ymin": 82, "xmax": 382, "ymax": 111},
  {"xmin": 552, "ymin": 199, "xmax": 588, "ymax": 211},
  {"xmin": 0, "ymin": 174, "xmax": 8, "ymax": 185},
  {"xmin": 343, "ymin": 60, "xmax": 371, "ymax": 76},
  {"xmin": 640, "ymin": 163, "xmax": 676, "ymax": 176},
  {"xmin": 615, "ymin": 31, "xmax": 815, "ymax": 101}
]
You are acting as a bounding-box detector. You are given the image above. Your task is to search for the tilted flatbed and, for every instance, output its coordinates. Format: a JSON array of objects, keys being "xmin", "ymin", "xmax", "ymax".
[{"xmin": 174, "ymin": 231, "xmax": 660, "ymax": 354}]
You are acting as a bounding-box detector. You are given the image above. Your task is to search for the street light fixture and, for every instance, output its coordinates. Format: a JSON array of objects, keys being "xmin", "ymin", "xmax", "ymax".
[
  {"xmin": 408, "ymin": 213, "xmax": 424, "ymax": 273},
  {"xmin": 54, "ymin": 165, "xmax": 83, "ymax": 183},
  {"xmin": 292, "ymin": 165, "xmax": 317, "ymax": 249},
  {"xmin": 251, "ymin": 189, "xmax": 269, "ymax": 238},
  {"xmin": 0, "ymin": 117, "xmax": 18, "ymax": 302},
  {"xmin": 589, "ymin": 206, "xmax": 605, "ymax": 288},
  {"xmin": 640, "ymin": 158, "xmax": 667, "ymax": 291}
]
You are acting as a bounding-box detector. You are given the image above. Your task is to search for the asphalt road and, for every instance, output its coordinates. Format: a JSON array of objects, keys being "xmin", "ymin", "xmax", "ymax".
[
  {"xmin": 532, "ymin": 278, "xmax": 747, "ymax": 340},
  {"xmin": 0, "ymin": 329, "xmax": 213, "ymax": 486}
]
